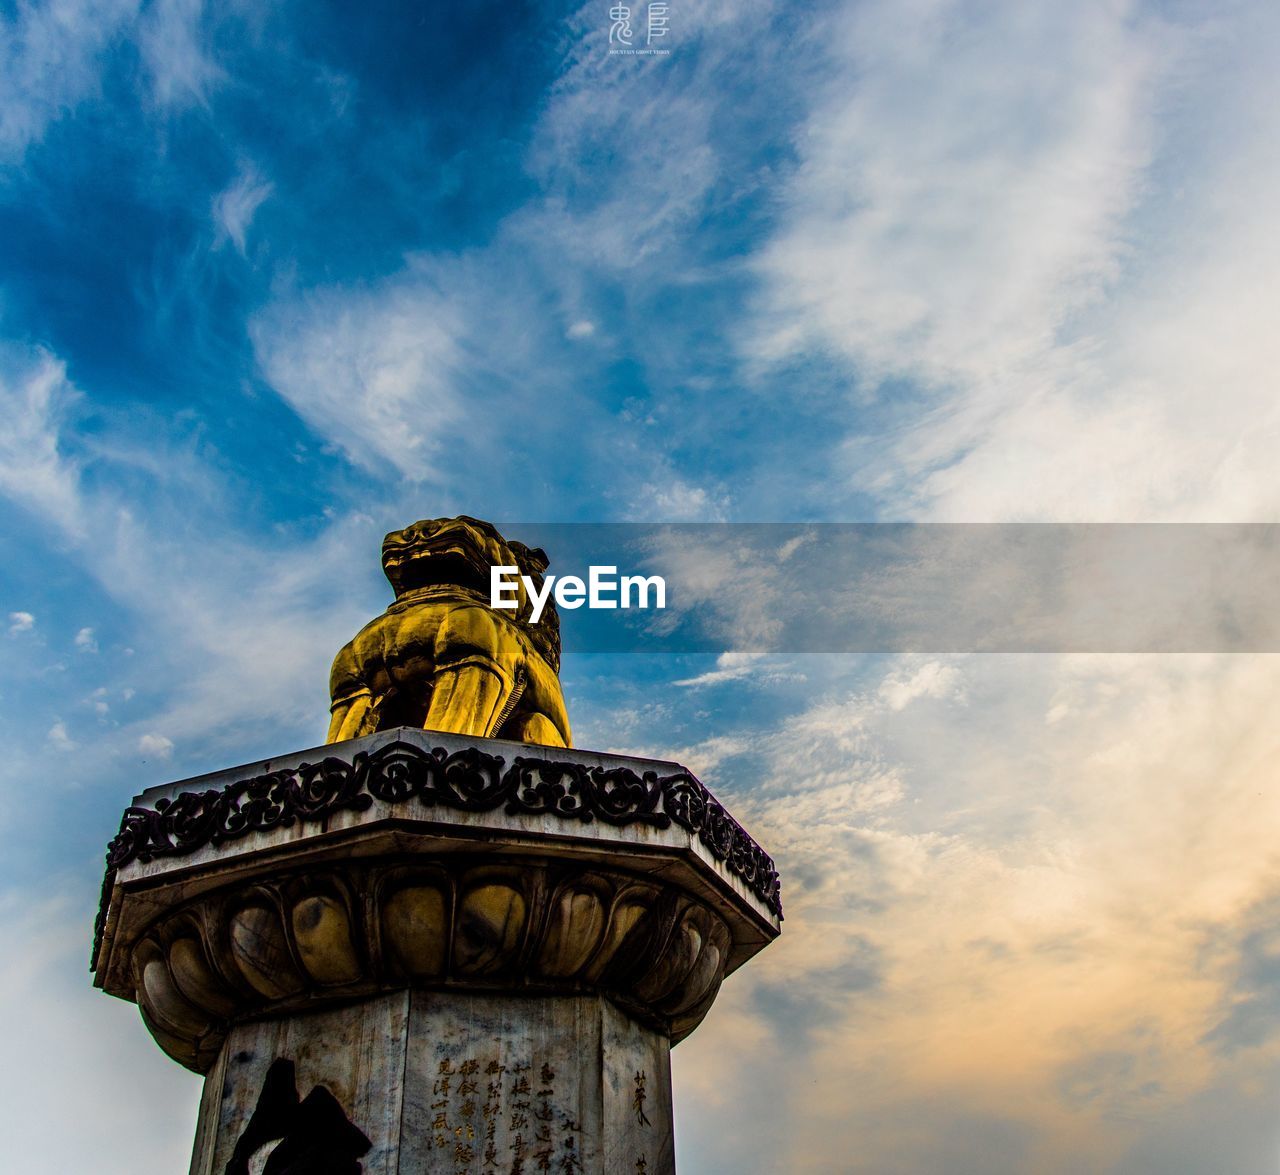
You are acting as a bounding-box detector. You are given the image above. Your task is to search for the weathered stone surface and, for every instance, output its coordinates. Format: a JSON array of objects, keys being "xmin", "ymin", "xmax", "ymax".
[
  {"xmin": 190, "ymin": 991, "xmax": 672, "ymax": 1175},
  {"xmin": 399, "ymin": 990, "xmax": 672, "ymax": 1174},
  {"xmin": 191, "ymin": 991, "xmax": 409, "ymax": 1175}
]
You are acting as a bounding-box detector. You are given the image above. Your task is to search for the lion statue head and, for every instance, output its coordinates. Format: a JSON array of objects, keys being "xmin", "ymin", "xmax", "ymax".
[
  {"xmin": 327, "ymin": 516, "xmax": 570, "ymax": 747},
  {"xmin": 379, "ymin": 515, "xmax": 561, "ymax": 672}
]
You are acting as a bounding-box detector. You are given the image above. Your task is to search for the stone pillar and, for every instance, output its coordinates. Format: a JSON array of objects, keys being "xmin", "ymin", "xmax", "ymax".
[{"xmin": 92, "ymin": 729, "xmax": 781, "ymax": 1174}]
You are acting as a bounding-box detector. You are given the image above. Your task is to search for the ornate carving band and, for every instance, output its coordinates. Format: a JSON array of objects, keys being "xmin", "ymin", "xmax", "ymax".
[
  {"xmin": 130, "ymin": 857, "xmax": 732, "ymax": 1072},
  {"xmin": 102, "ymin": 739, "xmax": 783, "ymax": 914}
]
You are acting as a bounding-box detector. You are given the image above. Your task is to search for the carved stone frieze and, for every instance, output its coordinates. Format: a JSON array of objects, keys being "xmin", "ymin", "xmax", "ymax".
[{"xmin": 99, "ymin": 738, "xmax": 782, "ymax": 922}]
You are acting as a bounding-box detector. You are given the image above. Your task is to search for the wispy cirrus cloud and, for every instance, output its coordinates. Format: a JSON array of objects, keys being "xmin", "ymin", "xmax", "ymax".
[
  {"xmin": 0, "ymin": 0, "xmax": 228, "ymax": 161},
  {"xmin": 250, "ymin": 270, "xmax": 468, "ymax": 482},
  {"xmin": 0, "ymin": 339, "xmax": 387, "ymax": 791},
  {"xmin": 750, "ymin": 0, "xmax": 1280, "ymax": 523},
  {"xmin": 138, "ymin": 0, "xmax": 224, "ymax": 109},
  {"xmin": 0, "ymin": 0, "xmax": 139, "ymax": 158},
  {"xmin": 211, "ymin": 163, "xmax": 273, "ymax": 255},
  {"xmin": 754, "ymin": 0, "xmax": 1167, "ymax": 387},
  {"xmin": 0, "ymin": 346, "xmax": 84, "ymax": 537}
]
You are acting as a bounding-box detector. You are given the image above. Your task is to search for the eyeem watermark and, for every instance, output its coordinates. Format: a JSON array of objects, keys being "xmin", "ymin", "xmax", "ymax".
[
  {"xmin": 491, "ymin": 565, "xmax": 666, "ymax": 624},
  {"xmin": 608, "ymin": 2, "xmax": 671, "ymax": 56}
]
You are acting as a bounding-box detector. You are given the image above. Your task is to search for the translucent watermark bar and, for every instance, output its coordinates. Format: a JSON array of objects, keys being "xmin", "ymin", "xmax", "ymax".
[{"xmin": 492, "ymin": 524, "xmax": 1280, "ymax": 653}]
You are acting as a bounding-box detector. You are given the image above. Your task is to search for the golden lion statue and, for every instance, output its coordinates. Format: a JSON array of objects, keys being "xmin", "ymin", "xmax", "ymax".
[{"xmin": 327, "ymin": 517, "xmax": 571, "ymax": 747}]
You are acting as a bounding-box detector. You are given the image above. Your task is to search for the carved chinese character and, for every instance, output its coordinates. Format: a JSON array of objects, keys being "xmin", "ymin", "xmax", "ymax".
[{"xmin": 633, "ymin": 1070, "xmax": 650, "ymax": 1127}]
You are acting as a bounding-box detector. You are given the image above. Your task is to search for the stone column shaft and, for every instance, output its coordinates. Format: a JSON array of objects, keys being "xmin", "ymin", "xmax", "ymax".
[{"xmin": 191, "ymin": 991, "xmax": 672, "ymax": 1175}]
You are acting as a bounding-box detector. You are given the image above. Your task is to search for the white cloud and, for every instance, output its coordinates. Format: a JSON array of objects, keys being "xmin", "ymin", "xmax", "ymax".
[
  {"xmin": 138, "ymin": 0, "xmax": 224, "ymax": 109},
  {"xmin": 675, "ymin": 650, "xmax": 766, "ymax": 688},
  {"xmin": 7, "ymin": 611, "xmax": 34, "ymax": 635},
  {"xmin": 877, "ymin": 659, "xmax": 965, "ymax": 711},
  {"xmin": 524, "ymin": 46, "xmax": 718, "ymax": 269},
  {"xmin": 212, "ymin": 163, "xmax": 273, "ymax": 255},
  {"xmin": 674, "ymin": 650, "xmax": 805, "ymax": 690},
  {"xmin": 747, "ymin": 0, "xmax": 1280, "ymax": 522},
  {"xmin": 0, "ymin": 347, "xmax": 84, "ymax": 536},
  {"xmin": 74, "ymin": 626, "xmax": 98, "ymax": 652},
  {"xmin": 47, "ymin": 720, "xmax": 74, "ymax": 751},
  {"xmin": 628, "ymin": 477, "xmax": 727, "ymax": 522},
  {"xmin": 0, "ymin": 0, "xmax": 139, "ymax": 158},
  {"xmin": 137, "ymin": 732, "xmax": 173, "ymax": 758},
  {"xmin": 754, "ymin": 0, "xmax": 1164, "ymax": 387},
  {"xmin": 566, "ymin": 320, "xmax": 595, "ymax": 339},
  {"xmin": 251, "ymin": 276, "xmax": 465, "ymax": 480}
]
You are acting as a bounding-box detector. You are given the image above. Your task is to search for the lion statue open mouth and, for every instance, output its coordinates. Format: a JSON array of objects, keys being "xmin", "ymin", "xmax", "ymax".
[{"xmin": 326, "ymin": 516, "xmax": 571, "ymax": 747}]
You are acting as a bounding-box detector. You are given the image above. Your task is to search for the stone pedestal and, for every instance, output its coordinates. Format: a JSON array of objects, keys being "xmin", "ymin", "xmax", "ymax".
[{"xmin": 92, "ymin": 728, "xmax": 781, "ymax": 1174}]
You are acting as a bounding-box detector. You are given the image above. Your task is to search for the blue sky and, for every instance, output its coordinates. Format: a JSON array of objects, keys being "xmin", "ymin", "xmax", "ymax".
[{"xmin": 5, "ymin": 0, "xmax": 1280, "ymax": 1171}]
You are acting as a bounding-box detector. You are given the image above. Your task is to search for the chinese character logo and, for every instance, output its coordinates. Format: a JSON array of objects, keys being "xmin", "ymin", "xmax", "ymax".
[
  {"xmin": 609, "ymin": 4, "xmax": 633, "ymax": 45},
  {"xmin": 647, "ymin": 3, "xmax": 668, "ymax": 45},
  {"xmin": 608, "ymin": 2, "xmax": 673, "ymax": 56}
]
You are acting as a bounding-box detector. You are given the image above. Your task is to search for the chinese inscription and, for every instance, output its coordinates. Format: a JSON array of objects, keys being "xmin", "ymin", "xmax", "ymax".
[
  {"xmin": 427, "ymin": 1050, "xmax": 585, "ymax": 1175},
  {"xmin": 633, "ymin": 1069, "xmax": 651, "ymax": 1127}
]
